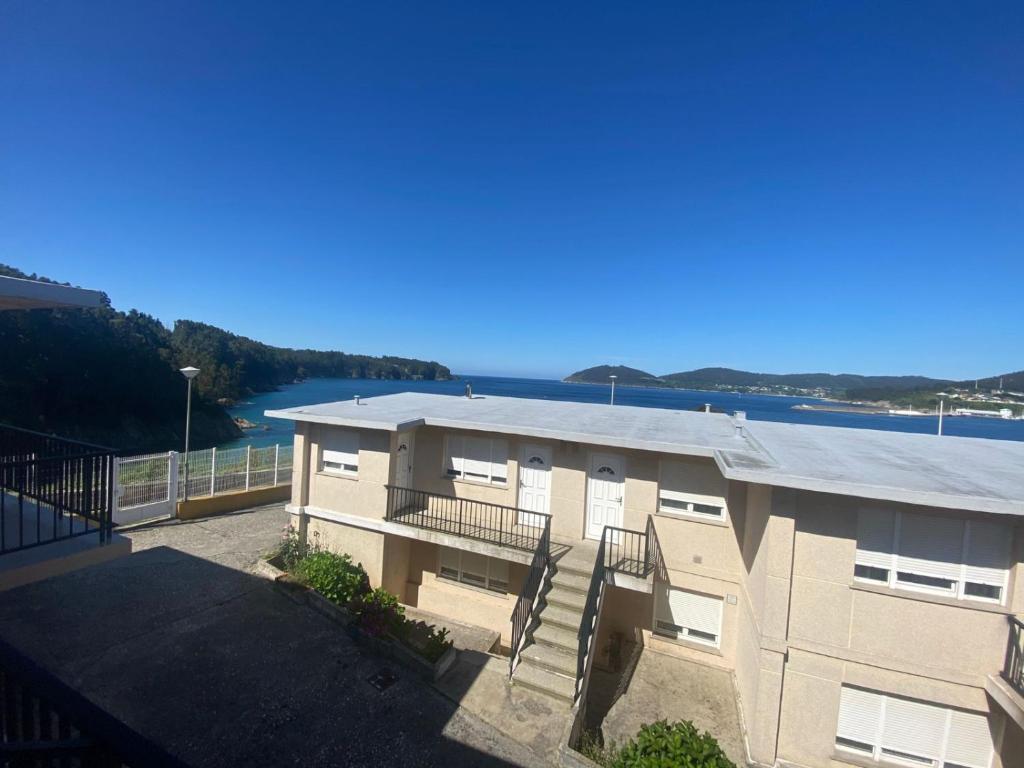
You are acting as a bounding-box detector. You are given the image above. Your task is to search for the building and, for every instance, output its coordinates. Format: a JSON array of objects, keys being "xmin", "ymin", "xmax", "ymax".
[{"xmin": 269, "ymin": 391, "xmax": 1024, "ymax": 768}]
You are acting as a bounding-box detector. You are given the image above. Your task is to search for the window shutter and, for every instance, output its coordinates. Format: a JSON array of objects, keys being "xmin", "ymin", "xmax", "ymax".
[
  {"xmin": 880, "ymin": 696, "xmax": 945, "ymax": 761},
  {"xmin": 489, "ymin": 439, "xmax": 509, "ymax": 482},
  {"xmin": 488, "ymin": 557, "xmax": 510, "ymax": 591},
  {"xmin": 855, "ymin": 508, "xmax": 895, "ymax": 570},
  {"xmin": 439, "ymin": 547, "xmax": 459, "ymax": 580},
  {"xmin": 462, "ymin": 436, "xmax": 491, "ymax": 479},
  {"xmin": 445, "ymin": 435, "xmax": 463, "ymax": 476},
  {"xmin": 322, "ymin": 430, "xmax": 359, "ymax": 469},
  {"xmin": 945, "ymin": 710, "xmax": 994, "ymax": 768},
  {"xmin": 964, "ymin": 520, "xmax": 1011, "ymax": 586},
  {"xmin": 460, "ymin": 551, "xmax": 489, "ymax": 587},
  {"xmin": 836, "ymin": 686, "xmax": 881, "ymax": 748},
  {"xmin": 897, "ymin": 513, "xmax": 964, "ymax": 581},
  {"xmin": 667, "ymin": 589, "xmax": 722, "ymax": 638}
]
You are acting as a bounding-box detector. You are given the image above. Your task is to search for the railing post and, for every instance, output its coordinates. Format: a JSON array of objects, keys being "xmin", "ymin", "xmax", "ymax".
[
  {"xmin": 273, "ymin": 444, "xmax": 280, "ymax": 486},
  {"xmin": 167, "ymin": 451, "xmax": 180, "ymax": 513},
  {"xmin": 245, "ymin": 445, "xmax": 252, "ymax": 491},
  {"xmin": 209, "ymin": 447, "xmax": 217, "ymax": 497}
]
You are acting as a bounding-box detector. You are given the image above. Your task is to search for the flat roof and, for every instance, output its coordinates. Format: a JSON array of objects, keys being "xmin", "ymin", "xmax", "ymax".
[
  {"xmin": 0, "ymin": 275, "xmax": 105, "ymax": 311},
  {"xmin": 267, "ymin": 392, "xmax": 1024, "ymax": 516},
  {"xmin": 268, "ymin": 392, "xmax": 755, "ymax": 458}
]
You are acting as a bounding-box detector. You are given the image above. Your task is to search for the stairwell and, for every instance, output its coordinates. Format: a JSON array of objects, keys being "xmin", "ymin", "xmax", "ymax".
[{"xmin": 511, "ymin": 546, "xmax": 596, "ymax": 705}]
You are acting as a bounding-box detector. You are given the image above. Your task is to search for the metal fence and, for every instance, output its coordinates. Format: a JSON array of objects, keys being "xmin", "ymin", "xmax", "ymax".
[
  {"xmin": 178, "ymin": 444, "xmax": 292, "ymax": 500},
  {"xmin": 114, "ymin": 444, "xmax": 292, "ymax": 524}
]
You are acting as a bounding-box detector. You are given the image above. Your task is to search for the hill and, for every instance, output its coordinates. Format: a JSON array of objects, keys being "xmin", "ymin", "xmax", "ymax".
[
  {"xmin": 563, "ymin": 365, "xmax": 668, "ymax": 387},
  {"xmin": 0, "ymin": 264, "xmax": 450, "ymax": 452},
  {"xmin": 566, "ymin": 364, "xmax": 951, "ymax": 397}
]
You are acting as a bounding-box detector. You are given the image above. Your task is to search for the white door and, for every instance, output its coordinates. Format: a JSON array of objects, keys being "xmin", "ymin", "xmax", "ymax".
[
  {"xmin": 517, "ymin": 444, "xmax": 552, "ymax": 528},
  {"xmin": 394, "ymin": 432, "xmax": 415, "ymax": 488},
  {"xmin": 586, "ymin": 452, "xmax": 624, "ymax": 540}
]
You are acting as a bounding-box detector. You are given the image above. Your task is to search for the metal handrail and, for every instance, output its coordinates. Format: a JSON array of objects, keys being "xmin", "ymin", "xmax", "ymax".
[
  {"xmin": 1004, "ymin": 615, "xmax": 1024, "ymax": 697},
  {"xmin": 384, "ymin": 484, "xmax": 551, "ymax": 553},
  {"xmin": 574, "ymin": 531, "xmax": 608, "ymax": 702},
  {"xmin": 508, "ymin": 520, "xmax": 552, "ymax": 677}
]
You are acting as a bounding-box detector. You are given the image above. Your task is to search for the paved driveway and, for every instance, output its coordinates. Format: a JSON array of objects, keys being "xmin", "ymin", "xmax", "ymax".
[{"xmin": 0, "ymin": 505, "xmax": 540, "ymax": 767}]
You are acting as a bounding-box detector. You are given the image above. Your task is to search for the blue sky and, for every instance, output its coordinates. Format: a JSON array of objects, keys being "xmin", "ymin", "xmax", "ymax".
[{"xmin": 2, "ymin": 2, "xmax": 1021, "ymax": 380}]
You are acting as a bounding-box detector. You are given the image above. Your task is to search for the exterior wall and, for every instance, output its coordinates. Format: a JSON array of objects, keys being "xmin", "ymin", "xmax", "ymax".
[
  {"xmin": 306, "ymin": 424, "xmax": 392, "ymax": 520},
  {"xmin": 402, "ymin": 538, "xmax": 526, "ymax": 647}
]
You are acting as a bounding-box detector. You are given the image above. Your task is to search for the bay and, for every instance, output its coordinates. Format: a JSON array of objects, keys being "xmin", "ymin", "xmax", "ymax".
[{"xmin": 223, "ymin": 375, "xmax": 1024, "ymax": 448}]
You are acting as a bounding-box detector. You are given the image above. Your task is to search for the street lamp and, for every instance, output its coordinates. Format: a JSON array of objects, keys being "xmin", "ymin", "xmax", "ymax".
[
  {"xmin": 609, "ymin": 374, "xmax": 617, "ymax": 406},
  {"xmin": 180, "ymin": 366, "xmax": 200, "ymax": 500}
]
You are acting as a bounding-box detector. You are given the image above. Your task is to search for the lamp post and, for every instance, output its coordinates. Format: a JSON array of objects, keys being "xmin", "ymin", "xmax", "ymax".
[
  {"xmin": 609, "ymin": 374, "xmax": 617, "ymax": 406},
  {"xmin": 180, "ymin": 366, "xmax": 200, "ymax": 500}
]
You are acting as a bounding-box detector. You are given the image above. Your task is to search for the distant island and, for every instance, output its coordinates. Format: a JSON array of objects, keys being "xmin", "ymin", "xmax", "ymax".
[
  {"xmin": 0, "ymin": 264, "xmax": 451, "ymax": 452},
  {"xmin": 566, "ymin": 364, "xmax": 1024, "ymax": 415}
]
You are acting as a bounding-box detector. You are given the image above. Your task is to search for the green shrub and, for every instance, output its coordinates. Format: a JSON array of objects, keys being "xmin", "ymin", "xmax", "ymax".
[
  {"xmin": 609, "ymin": 720, "xmax": 735, "ymax": 768},
  {"xmin": 275, "ymin": 524, "xmax": 306, "ymax": 570},
  {"xmin": 350, "ymin": 587, "xmax": 405, "ymax": 637},
  {"xmin": 293, "ymin": 550, "xmax": 369, "ymax": 607}
]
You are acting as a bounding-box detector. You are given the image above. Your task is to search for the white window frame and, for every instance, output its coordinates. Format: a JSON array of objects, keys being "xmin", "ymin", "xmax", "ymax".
[
  {"xmin": 853, "ymin": 509, "xmax": 1010, "ymax": 606},
  {"xmin": 443, "ymin": 434, "xmax": 509, "ymax": 486},
  {"xmin": 657, "ymin": 489, "xmax": 728, "ymax": 523},
  {"xmin": 320, "ymin": 429, "xmax": 359, "ymax": 477},
  {"xmin": 652, "ymin": 584, "xmax": 723, "ymax": 649},
  {"xmin": 438, "ymin": 547, "xmax": 510, "ymax": 595},
  {"xmin": 834, "ymin": 686, "xmax": 994, "ymax": 768}
]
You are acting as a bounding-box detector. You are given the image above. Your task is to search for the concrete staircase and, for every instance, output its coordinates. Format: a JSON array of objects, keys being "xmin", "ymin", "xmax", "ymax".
[{"xmin": 511, "ymin": 548, "xmax": 595, "ymax": 705}]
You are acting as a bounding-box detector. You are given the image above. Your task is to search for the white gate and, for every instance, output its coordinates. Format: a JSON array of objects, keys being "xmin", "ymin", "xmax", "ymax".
[{"xmin": 114, "ymin": 451, "xmax": 179, "ymax": 525}]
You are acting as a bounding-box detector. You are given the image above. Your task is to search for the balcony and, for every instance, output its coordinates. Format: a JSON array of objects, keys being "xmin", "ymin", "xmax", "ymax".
[
  {"xmin": 1, "ymin": 425, "xmax": 126, "ymax": 590},
  {"xmin": 385, "ymin": 485, "xmax": 551, "ymax": 555},
  {"xmin": 1004, "ymin": 616, "xmax": 1024, "ymax": 697},
  {"xmin": 1, "ymin": 425, "xmax": 116, "ymax": 554}
]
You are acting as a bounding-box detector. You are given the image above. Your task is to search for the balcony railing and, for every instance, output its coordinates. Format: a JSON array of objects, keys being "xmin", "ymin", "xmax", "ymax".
[
  {"xmin": 384, "ymin": 485, "xmax": 552, "ymax": 553},
  {"xmin": 0, "ymin": 635, "xmax": 184, "ymax": 767},
  {"xmin": 1004, "ymin": 616, "xmax": 1024, "ymax": 697},
  {"xmin": 603, "ymin": 515, "xmax": 662, "ymax": 579},
  {"xmin": 1, "ymin": 424, "xmax": 116, "ymax": 555}
]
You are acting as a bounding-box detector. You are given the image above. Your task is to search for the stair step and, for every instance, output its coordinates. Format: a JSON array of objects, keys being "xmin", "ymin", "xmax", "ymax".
[
  {"xmin": 550, "ymin": 569, "xmax": 591, "ymax": 594},
  {"xmin": 520, "ymin": 641, "xmax": 577, "ymax": 676},
  {"xmin": 540, "ymin": 603, "xmax": 585, "ymax": 631},
  {"xmin": 545, "ymin": 585, "xmax": 587, "ymax": 612},
  {"xmin": 532, "ymin": 621, "xmax": 578, "ymax": 652},
  {"xmin": 553, "ymin": 559, "xmax": 594, "ymax": 578},
  {"xmin": 512, "ymin": 661, "xmax": 576, "ymax": 704}
]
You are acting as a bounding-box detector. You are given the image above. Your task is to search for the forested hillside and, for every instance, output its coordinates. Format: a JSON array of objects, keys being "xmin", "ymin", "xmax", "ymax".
[
  {"xmin": 172, "ymin": 321, "xmax": 450, "ymax": 403},
  {"xmin": 0, "ymin": 265, "xmax": 450, "ymax": 452}
]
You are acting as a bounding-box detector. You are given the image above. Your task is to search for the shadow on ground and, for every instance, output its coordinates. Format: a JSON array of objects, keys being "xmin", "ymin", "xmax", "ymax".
[{"xmin": 0, "ymin": 540, "xmax": 536, "ymax": 767}]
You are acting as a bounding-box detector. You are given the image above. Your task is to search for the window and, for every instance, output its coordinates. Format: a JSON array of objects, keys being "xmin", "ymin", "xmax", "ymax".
[
  {"xmin": 835, "ymin": 686, "xmax": 994, "ymax": 768},
  {"xmin": 854, "ymin": 508, "xmax": 1010, "ymax": 605},
  {"xmin": 320, "ymin": 429, "xmax": 359, "ymax": 476},
  {"xmin": 444, "ymin": 435, "xmax": 508, "ymax": 485},
  {"xmin": 438, "ymin": 547, "xmax": 509, "ymax": 594},
  {"xmin": 653, "ymin": 584, "xmax": 723, "ymax": 648},
  {"xmin": 658, "ymin": 460, "xmax": 728, "ymax": 522}
]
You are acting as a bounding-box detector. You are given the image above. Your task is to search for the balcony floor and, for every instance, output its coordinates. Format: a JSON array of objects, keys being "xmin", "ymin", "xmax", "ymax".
[{"xmin": 1, "ymin": 491, "xmax": 104, "ymax": 552}]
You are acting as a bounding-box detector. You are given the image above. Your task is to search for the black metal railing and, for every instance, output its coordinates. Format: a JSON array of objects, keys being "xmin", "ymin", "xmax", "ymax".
[
  {"xmin": 0, "ymin": 636, "xmax": 185, "ymax": 767},
  {"xmin": 508, "ymin": 522, "xmax": 552, "ymax": 677},
  {"xmin": 574, "ymin": 531, "xmax": 608, "ymax": 702},
  {"xmin": 1, "ymin": 424, "xmax": 116, "ymax": 555},
  {"xmin": 1004, "ymin": 615, "xmax": 1024, "ymax": 697},
  {"xmin": 385, "ymin": 485, "xmax": 552, "ymax": 553},
  {"xmin": 602, "ymin": 515, "xmax": 663, "ymax": 579}
]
